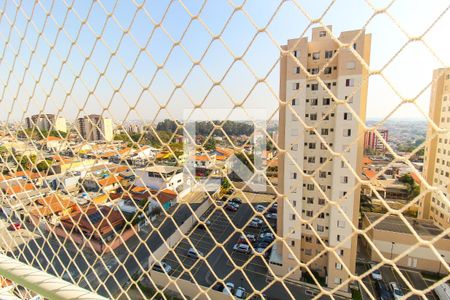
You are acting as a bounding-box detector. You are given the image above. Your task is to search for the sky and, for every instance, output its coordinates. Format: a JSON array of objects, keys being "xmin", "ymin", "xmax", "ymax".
[{"xmin": 0, "ymin": 0, "xmax": 448, "ymax": 125}]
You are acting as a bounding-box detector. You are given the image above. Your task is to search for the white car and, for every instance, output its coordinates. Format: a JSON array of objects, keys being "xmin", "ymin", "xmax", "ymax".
[
  {"xmin": 389, "ymin": 282, "xmax": 403, "ymax": 300},
  {"xmin": 153, "ymin": 261, "xmax": 172, "ymax": 274},
  {"xmin": 187, "ymin": 248, "xmax": 203, "ymax": 259},
  {"xmin": 370, "ymin": 264, "xmax": 383, "ymax": 281},
  {"xmin": 223, "ymin": 282, "xmax": 234, "ymax": 295},
  {"xmin": 233, "ymin": 243, "xmax": 252, "ymax": 254},
  {"xmin": 255, "ymin": 204, "xmax": 266, "ymax": 212},
  {"xmin": 265, "ymin": 213, "xmax": 277, "ymax": 220},
  {"xmin": 249, "ymin": 217, "xmax": 263, "ymax": 228},
  {"xmin": 235, "ymin": 287, "xmax": 246, "ymax": 299},
  {"xmin": 259, "ymin": 232, "xmax": 274, "ymax": 240}
]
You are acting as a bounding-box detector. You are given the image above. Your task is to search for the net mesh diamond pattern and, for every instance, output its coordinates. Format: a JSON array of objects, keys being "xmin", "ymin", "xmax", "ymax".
[{"xmin": 0, "ymin": 1, "xmax": 448, "ymax": 299}]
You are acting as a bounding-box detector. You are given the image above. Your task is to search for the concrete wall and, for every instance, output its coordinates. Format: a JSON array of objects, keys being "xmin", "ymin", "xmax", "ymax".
[
  {"xmin": 148, "ymin": 270, "xmax": 231, "ymax": 300},
  {"xmin": 148, "ymin": 199, "xmax": 212, "ymax": 267}
]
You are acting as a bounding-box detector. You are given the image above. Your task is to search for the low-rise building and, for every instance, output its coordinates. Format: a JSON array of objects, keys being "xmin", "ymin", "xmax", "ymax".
[
  {"xmin": 362, "ymin": 212, "xmax": 450, "ymax": 274},
  {"xmin": 55, "ymin": 205, "xmax": 135, "ymax": 253},
  {"xmin": 134, "ymin": 165, "xmax": 183, "ymax": 192}
]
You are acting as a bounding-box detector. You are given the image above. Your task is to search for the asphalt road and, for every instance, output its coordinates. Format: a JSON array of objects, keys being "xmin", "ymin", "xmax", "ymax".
[{"xmin": 10, "ymin": 201, "xmax": 202, "ymax": 299}]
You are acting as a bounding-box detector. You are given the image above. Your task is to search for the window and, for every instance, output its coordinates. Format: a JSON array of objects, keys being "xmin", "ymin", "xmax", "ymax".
[
  {"xmin": 291, "ymin": 98, "xmax": 296, "ymax": 106},
  {"xmin": 307, "ymin": 197, "xmax": 314, "ymax": 204},
  {"xmin": 334, "ymin": 277, "xmax": 342, "ymax": 284},
  {"xmin": 311, "ymin": 83, "xmax": 319, "ymax": 91},
  {"xmin": 321, "ymin": 128, "xmax": 329, "ymax": 135},
  {"xmin": 293, "ymin": 50, "xmax": 299, "ymax": 57},
  {"xmin": 291, "ymin": 172, "xmax": 297, "ymax": 179},
  {"xmin": 293, "ymin": 200, "xmax": 297, "ymax": 207},
  {"xmin": 323, "ymin": 98, "xmax": 331, "ymax": 105},
  {"xmin": 319, "ymin": 171, "xmax": 326, "ymax": 178},
  {"xmin": 312, "ymin": 52, "xmax": 320, "ymax": 60},
  {"xmin": 345, "ymin": 78, "xmax": 354, "ymax": 87},
  {"xmin": 343, "ymin": 112, "xmax": 351, "ymax": 120},
  {"xmin": 293, "ymin": 82, "xmax": 300, "ymax": 90},
  {"xmin": 310, "ymin": 98, "xmax": 318, "ymax": 106},
  {"xmin": 311, "ymin": 67, "xmax": 319, "ymax": 75},
  {"xmin": 343, "ymin": 129, "xmax": 352, "ymax": 137},
  {"xmin": 337, "ymin": 220, "xmax": 345, "ymax": 228},
  {"xmin": 307, "ymin": 184, "xmax": 314, "ymax": 190},
  {"xmin": 290, "ymin": 144, "xmax": 298, "ymax": 151},
  {"xmin": 305, "ymin": 249, "xmax": 312, "ymax": 256},
  {"xmin": 319, "ymin": 31, "xmax": 326, "ymax": 37},
  {"xmin": 290, "ymin": 240, "xmax": 295, "ymax": 247},
  {"xmin": 325, "ymin": 50, "xmax": 333, "ymax": 59},
  {"xmin": 335, "ymin": 263, "xmax": 342, "ymax": 270},
  {"xmin": 341, "ymin": 176, "xmax": 348, "ymax": 184},
  {"xmin": 305, "ymin": 236, "xmax": 312, "ymax": 243},
  {"xmin": 317, "ymin": 225, "xmax": 324, "ymax": 232},
  {"xmin": 318, "ymin": 198, "xmax": 326, "ymax": 205},
  {"xmin": 353, "ymin": 43, "xmax": 357, "ymax": 50},
  {"xmin": 294, "ymin": 67, "xmax": 301, "ymax": 74},
  {"xmin": 308, "ymin": 157, "xmax": 315, "ymax": 163},
  {"xmin": 339, "ymin": 249, "xmax": 344, "ymax": 256},
  {"xmin": 318, "ymin": 213, "xmax": 325, "ymax": 219},
  {"xmin": 306, "ymin": 211, "xmax": 313, "ymax": 217},
  {"xmin": 291, "ymin": 214, "xmax": 296, "ymax": 220},
  {"xmin": 337, "ymin": 235, "xmax": 341, "ymax": 242},
  {"xmin": 324, "ymin": 67, "xmax": 332, "ymax": 74},
  {"xmin": 308, "ymin": 143, "xmax": 316, "ymax": 149},
  {"xmin": 310, "ymin": 114, "xmax": 317, "ymax": 121}
]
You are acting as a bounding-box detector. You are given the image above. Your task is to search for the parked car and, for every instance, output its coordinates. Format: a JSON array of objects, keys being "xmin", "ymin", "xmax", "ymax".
[
  {"xmin": 198, "ymin": 216, "xmax": 211, "ymax": 229},
  {"xmin": 152, "ymin": 261, "xmax": 172, "ymax": 274},
  {"xmin": 255, "ymin": 242, "xmax": 270, "ymax": 249},
  {"xmin": 249, "ymin": 217, "xmax": 263, "ymax": 228},
  {"xmin": 235, "ymin": 287, "xmax": 246, "ymax": 299},
  {"xmin": 268, "ymin": 204, "xmax": 277, "ymax": 213},
  {"xmin": 389, "ymin": 282, "xmax": 403, "ymax": 300},
  {"xmin": 225, "ymin": 203, "xmax": 238, "ymax": 212},
  {"xmin": 376, "ymin": 280, "xmax": 393, "ymax": 300},
  {"xmin": 213, "ymin": 282, "xmax": 224, "ymax": 292},
  {"xmin": 233, "ymin": 243, "xmax": 252, "ymax": 254},
  {"xmin": 187, "ymin": 248, "xmax": 203, "ymax": 259},
  {"xmin": 223, "ymin": 282, "xmax": 235, "ymax": 295},
  {"xmin": 255, "ymin": 204, "xmax": 266, "ymax": 212},
  {"xmin": 238, "ymin": 234, "xmax": 256, "ymax": 244},
  {"xmin": 265, "ymin": 213, "xmax": 277, "ymax": 220},
  {"xmin": 370, "ymin": 264, "xmax": 383, "ymax": 281},
  {"xmin": 259, "ymin": 232, "xmax": 274, "ymax": 240},
  {"xmin": 8, "ymin": 222, "xmax": 21, "ymax": 231},
  {"xmin": 230, "ymin": 198, "xmax": 242, "ymax": 204}
]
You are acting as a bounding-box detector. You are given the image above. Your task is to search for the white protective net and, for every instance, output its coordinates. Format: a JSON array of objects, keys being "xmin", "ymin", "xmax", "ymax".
[{"xmin": 0, "ymin": 0, "xmax": 448, "ymax": 299}]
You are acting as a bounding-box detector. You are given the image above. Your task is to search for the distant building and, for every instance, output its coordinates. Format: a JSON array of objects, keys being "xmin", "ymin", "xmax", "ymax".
[
  {"xmin": 134, "ymin": 165, "xmax": 183, "ymax": 192},
  {"xmin": 420, "ymin": 68, "xmax": 450, "ymax": 229},
  {"xmin": 76, "ymin": 115, "xmax": 113, "ymax": 141},
  {"xmin": 362, "ymin": 213, "xmax": 450, "ymax": 275},
  {"xmin": 364, "ymin": 129, "xmax": 388, "ymax": 153},
  {"xmin": 275, "ymin": 25, "xmax": 371, "ymax": 293},
  {"xmin": 25, "ymin": 114, "xmax": 67, "ymax": 133}
]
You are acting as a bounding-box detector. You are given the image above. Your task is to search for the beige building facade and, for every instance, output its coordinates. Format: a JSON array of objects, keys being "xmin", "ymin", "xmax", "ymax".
[
  {"xmin": 76, "ymin": 115, "xmax": 113, "ymax": 142},
  {"xmin": 419, "ymin": 68, "xmax": 450, "ymax": 229},
  {"xmin": 25, "ymin": 114, "xmax": 67, "ymax": 133},
  {"xmin": 274, "ymin": 26, "xmax": 371, "ymax": 292},
  {"xmin": 362, "ymin": 213, "xmax": 450, "ymax": 274}
]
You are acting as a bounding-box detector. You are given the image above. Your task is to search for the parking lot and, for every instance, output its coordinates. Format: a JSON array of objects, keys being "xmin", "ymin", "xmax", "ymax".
[
  {"xmin": 358, "ymin": 262, "xmax": 439, "ymax": 300},
  {"xmin": 155, "ymin": 194, "xmax": 335, "ymax": 300}
]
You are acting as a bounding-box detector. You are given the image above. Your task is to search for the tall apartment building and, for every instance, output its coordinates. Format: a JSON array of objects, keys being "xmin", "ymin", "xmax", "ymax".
[
  {"xmin": 419, "ymin": 68, "xmax": 450, "ymax": 229},
  {"xmin": 76, "ymin": 115, "xmax": 113, "ymax": 141},
  {"xmin": 274, "ymin": 26, "xmax": 371, "ymax": 292},
  {"xmin": 364, "ymin": 129, "xmax": 388, "ymax": 153},
  {"xmin": 25, "ymin": 114, "xmax": 67, "ymax": 133}
]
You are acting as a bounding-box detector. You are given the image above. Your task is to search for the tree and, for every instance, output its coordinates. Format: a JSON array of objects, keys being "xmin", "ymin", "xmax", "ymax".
[
  {"xmin": 398, "ymin": 174, "xmax": 420, "ymax": 199},
  {"xmin": 36, "ymin": 159, "xmax": 53, "ymax": 172},
  {"xmin": 204, "ymin": 137, "xmax": 216, "ymax": 151}
]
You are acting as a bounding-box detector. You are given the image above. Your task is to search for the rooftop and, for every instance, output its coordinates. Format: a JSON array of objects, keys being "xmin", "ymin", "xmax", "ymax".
[
  {"xmin": 139, "ymin": 165, "xmax": 181, "ymax": 174},
  {"xmin": 364, "ymin": 212, "xmax": 449, "ymax": 239}
]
